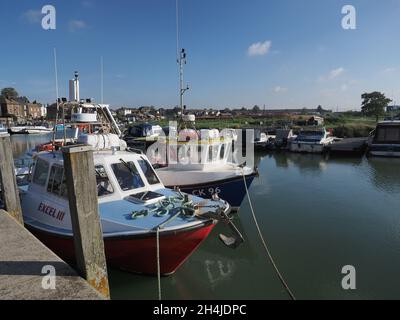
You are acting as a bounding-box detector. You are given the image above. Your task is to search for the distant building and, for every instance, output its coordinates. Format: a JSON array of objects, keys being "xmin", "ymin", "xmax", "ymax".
[
  {"xmin": 117, "ymin": 108, "xmax": 133, "ymax": 117},
  {"xmin": 25, "ymin": 102, "xmax": 43, "ymax": 120},
  {"xmin": 0, "ymin": 97, "xmax": 24, "ymax": 122}
]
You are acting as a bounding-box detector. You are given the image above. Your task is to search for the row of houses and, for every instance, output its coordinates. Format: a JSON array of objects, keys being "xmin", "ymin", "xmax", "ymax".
[{"xmin": 0, "ymin": 97, "xmax": 46, "ymax": 123}]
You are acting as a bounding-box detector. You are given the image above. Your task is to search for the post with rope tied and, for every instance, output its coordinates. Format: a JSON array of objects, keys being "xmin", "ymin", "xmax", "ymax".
[{"xmin": 62, "ymin": 144, "xmax": 110, "ymax": 299}]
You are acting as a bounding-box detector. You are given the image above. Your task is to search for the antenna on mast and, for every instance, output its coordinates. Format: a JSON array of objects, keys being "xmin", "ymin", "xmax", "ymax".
[
  {"xmin": 176, "ymin": 0, "xmax": 189, "ymax": 127},
  {"xmin": 52, "ymin": 48, "xmax": 66, "ymax": 148},
  {"xmin": 101, "ymin": 56, "xmax": 104, "ymax": 105}
]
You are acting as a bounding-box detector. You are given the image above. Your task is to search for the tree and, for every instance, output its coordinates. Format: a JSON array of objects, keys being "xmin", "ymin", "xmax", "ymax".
[
  {"xmin": 252, "ymin": 105, "xmax": 261, "ymax": 112},
  {"xmin": 361, "ymin": 92, "xmax": 392, "ymax": 122},
  {"xmin": 317, "ymin": 105, "xmax": 323, "ymax": 114},
  {"xmin": 1, "ymin": 87, "xmax": 19, "ymax": 99}
]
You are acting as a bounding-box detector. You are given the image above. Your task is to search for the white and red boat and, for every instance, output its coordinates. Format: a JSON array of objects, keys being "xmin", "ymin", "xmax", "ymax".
[{"xmin": 19, "ymin": 134, "xmax": 232, "ymax": 275}]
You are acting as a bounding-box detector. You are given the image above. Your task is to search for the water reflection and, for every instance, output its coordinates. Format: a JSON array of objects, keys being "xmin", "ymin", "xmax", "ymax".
[
  {"xmin": 10, "ymin": 137, "xmax": 400, "ymax": 299},
  {"xmin": 366, "ymin": 157, "xmax": 400, "ymax": 194}
]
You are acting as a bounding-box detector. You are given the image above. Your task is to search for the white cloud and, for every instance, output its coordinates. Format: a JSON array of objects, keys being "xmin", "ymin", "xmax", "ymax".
[
  {"xmin": 382, "ymin": 67, "xmax": 397, "ymax": 73},
  {"xmin": 68, "ymin": 20, "xmax": 87, "ymax": 32},
  {"xmin": 318, "ymin": 67, "xmax": 345, "ymax": 82},
  {"xmin": 247, "ymin": 40, "xmax": 272, "ymax": 57},
  {"xmin": 82, "ymin": 1, "xmax": 93, "ymax": 7},
  {"xmin": 21, "ymin": 9, "xmax": 42, "ymax": 24},
  {"xmin": 328, "ymin": 67, "xmax": 345, "ymax": 79},
  {"xmin": 273, "ymin": 86, "xmax": 288, "ymax": 93}
]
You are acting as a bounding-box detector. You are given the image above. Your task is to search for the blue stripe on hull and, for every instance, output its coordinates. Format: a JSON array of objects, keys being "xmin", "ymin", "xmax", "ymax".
[{"xmin": 173, "ymin": 175, "xmax": 256, "ymax": 209}]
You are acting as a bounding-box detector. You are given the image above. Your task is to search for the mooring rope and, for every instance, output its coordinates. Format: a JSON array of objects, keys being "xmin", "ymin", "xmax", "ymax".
[
  {"xmin": 242, "ymin": 170, "xmax": 296, "ymax": 300},
  {"xmin": 156, "ymin": 227, "xmax": 162, "ymax": 301}
]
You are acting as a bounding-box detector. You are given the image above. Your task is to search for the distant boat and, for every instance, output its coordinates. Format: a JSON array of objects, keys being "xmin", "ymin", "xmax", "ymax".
[
  {"xmin": 124, "ymin": 123, "xmax": 164, "ymax": 151},
  {"xmin": 290, "ymin": 128, "xmax": 334, "ymax": 154},
  {"xmin": 273, "ymin": 129, "xmax": 296, "ymax": 150},
  {"xmin": 0, "ymin": 123, "xmax": 7, "ymax": 134},
  {"xmin": 251, "ymin": 129, "xmax": 275, "ymax": 150},
  {"xmin": 368, "ymin": 120, "xmax": 400, "ymax": 157},
  {"xmin": 327, "ymin": 137, "xmax": 368, "ymax": 155},
  {"xmin": 9, "ymin": 126, "xmax": 53, "ymax": 135}
]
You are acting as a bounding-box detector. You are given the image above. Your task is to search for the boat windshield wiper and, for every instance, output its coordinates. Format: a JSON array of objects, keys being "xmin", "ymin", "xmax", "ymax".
[{"xmin": 119, "ymin": 158, "xmax": 136, "ymax": 176}]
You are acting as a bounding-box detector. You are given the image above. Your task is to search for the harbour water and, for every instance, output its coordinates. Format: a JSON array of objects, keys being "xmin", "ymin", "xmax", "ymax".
[{"xmin": 11, "ymin": 134, "xmax": 400, "ymax": 300}]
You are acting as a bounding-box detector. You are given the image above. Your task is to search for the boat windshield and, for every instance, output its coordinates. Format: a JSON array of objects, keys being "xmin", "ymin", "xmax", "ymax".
[
  {"xmin": 112, "ymin": 160, "xmax": 145, "ymax": 191},
  {"xmin": 138, "ymin": 158, "xmax": 160, "ymax": 185},
  {"xmin": 95, "ymin": 165, "xmax": 114, "ymax": 197},
  {"xmin": 296, "ymin": 131, "xmax": 324, "ymax": 142},
  {"xmin": 375, "ymin": 126, "xmax": 400, "ymax": 143}
]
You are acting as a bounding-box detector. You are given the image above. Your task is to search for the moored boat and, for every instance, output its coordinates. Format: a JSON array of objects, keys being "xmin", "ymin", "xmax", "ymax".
[
  {"xmin": 368, "ymin": 120, "xmax": 400, "ymax": 157},
  {"xmin": 20, "ymin": 136, "xmax": 232, "ymax": 275},
  {"xmin": 290, "ymin": 127, "xmax": 334, "ymax": 154},
  {"xmin": 153, "ymin": 127, "xmax": 258, "ymax": 211}
]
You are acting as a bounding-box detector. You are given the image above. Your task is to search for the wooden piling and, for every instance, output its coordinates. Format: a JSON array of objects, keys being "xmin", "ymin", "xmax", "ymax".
[
  {"xmin": 62, "ymin": 145, "xmax": 110, "ymax": 299},
  {"xmin": 0, "ymin": 134, "xmax": 23, "ymax": 225}
]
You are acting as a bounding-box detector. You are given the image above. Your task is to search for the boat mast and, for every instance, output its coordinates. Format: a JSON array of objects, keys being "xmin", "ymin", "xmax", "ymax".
[
  {"xmin": 176, "ymin": 0, "xmax": 189, "ymax": 128},
  {"xmin": 178, "ymin": 49, "xmax": 189, "ymax": 118},
  {"xmin": 52, "ymin": 48, "xmax": 61, "ymax": 148}
]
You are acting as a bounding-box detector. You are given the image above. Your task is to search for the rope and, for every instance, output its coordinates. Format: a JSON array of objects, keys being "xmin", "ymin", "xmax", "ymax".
[
  {"xmin": 156, "ymin": 227, "xmax": 162, "ymax": 301},
  {"xmin": 242, "ymin": 170, "xmax": 296, "ymax": 300}
]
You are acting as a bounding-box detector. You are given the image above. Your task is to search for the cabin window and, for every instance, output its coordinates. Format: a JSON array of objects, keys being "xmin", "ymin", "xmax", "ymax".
[
  {"xmin": 138, "ymin": 159, "xmax": 160, "ymax": 185},
  {"xmin": 220, "ymin": 144, "xmax": 225, "ymax": 160},
  {"xmin": 375, "ymin": 127, "xmax": 400, "ymax": 142},
  {"xmin": 47, "ymin": 165, "xmax": 67, "ymax": 198},
  {"xmin": 112, "ymin": 161, "xmax": 145, "ymax": 191},
  {"xmin": 33, "ymin": 159, "xmax": 50, "ymax": 187},
  {"xmin": 208, "ymin": 146, "xmax": 219, "ymax": 162},
  {"xmin": 95, "ymin": 165, "xmax": 114, "ymax": 197}
]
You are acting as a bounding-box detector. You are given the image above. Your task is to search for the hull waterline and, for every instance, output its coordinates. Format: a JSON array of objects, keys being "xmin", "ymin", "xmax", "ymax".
[{"xmin": 26, "ymin": 220, "xmax": 216, "ymax": 276}]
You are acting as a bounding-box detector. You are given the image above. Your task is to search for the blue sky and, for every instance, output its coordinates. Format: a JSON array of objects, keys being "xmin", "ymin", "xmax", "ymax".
[{"xmin": 0, "ymin": 0, "xmax": 400, "ymax": 110}]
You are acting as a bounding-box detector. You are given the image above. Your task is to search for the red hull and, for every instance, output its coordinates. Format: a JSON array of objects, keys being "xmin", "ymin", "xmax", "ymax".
[{"xmin": 27, "ymin": 221, "xmax": 215, "ymax": 275}]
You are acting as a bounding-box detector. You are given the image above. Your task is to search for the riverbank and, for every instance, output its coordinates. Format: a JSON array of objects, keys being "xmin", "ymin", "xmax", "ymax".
[{"xmin": 154, "ymin": 113, "xmax": 380, "ymax": 138}]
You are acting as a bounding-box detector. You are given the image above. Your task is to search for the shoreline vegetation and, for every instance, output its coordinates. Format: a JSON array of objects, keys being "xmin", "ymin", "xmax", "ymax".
[{"xmin": 155, "ymin": 112, "xmax": 389, "ymax": 138}]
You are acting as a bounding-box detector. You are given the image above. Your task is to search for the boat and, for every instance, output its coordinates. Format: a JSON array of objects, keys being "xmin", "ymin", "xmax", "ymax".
[
  {"xmin": 9, "ymin": 126, "xmax": 53, "ymax": 135},
  {"xmin": 0, "ymin": 123, "xmax": 7, "ymax": 134},
  {"xmin": 123, "ymin": 123, "xmax": 164, "ymax": 151},
  {"xmin": 327, "ymin": 137, "xmax": 368, "ymax": 155},
  {"xmin": 152, "ymin": 125, "xmax": 258, "ymax": 211},
  {"xmin": 252, "ymin": 129, "xmax": 276, "ymax": 150},
  {"xmin": 148, "ymin": 49, "xmax": 257, "ymax": 211},
  {"xmin": 289, "ymin": 127, "xmax": 334, "ymax": 154},
  {"xmin": 23, "ymin": 126, "xmax": 54, "ymax": 135},
  {"xmin": 368, "ymin": 120, "xmax": 400, "ymax": 157},
  {"xmin": 272, "ymin": 129, "xmax": 296, "ymax": 150},
  {"xmin": 20, "ymin": 133, "xmax": 235, "ymax": 275}
]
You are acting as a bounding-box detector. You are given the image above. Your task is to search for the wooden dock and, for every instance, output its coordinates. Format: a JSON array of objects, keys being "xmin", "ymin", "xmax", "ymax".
[{"xmin": 0, "ymin": 210, "xmax": 104, "ymax": 300}]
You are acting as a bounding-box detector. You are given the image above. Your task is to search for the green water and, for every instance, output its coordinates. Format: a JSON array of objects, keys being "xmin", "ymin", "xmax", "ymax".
[{"xmin": 12, "ymin": 135, "xmax": 400, "ymax": 300}]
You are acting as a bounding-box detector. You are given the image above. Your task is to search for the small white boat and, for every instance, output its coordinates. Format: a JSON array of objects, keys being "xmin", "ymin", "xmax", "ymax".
[
  {"xmin": 0, "ymin": 124, "xmax": 7, "ymax": 134},
  {"xmin": 23, "ymin": 126, "xmax": 53, "ymax": 135},
  {"xmin": 368, "ymin": 120, "xmax": 400, "ymax": 157},
  {"xmin": 252, "ymin": 131, "xmax": 275, "ymax": 149},
  {"xmin": 9, "ymin": 126, "xmax": 53, "ymax": 135},
  {"xmin": 290, "ymin": 128, "xmax": 334, "ymax": 154}
]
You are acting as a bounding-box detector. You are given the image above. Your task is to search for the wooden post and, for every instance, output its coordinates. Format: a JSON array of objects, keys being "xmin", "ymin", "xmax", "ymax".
[
  {"xmin": 0, "ymin": 134, "xmax": 23, "ymax": 225},
  {"xmin": 62, "ymin": 145, "xmax": 110, "ymax": 299}
]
